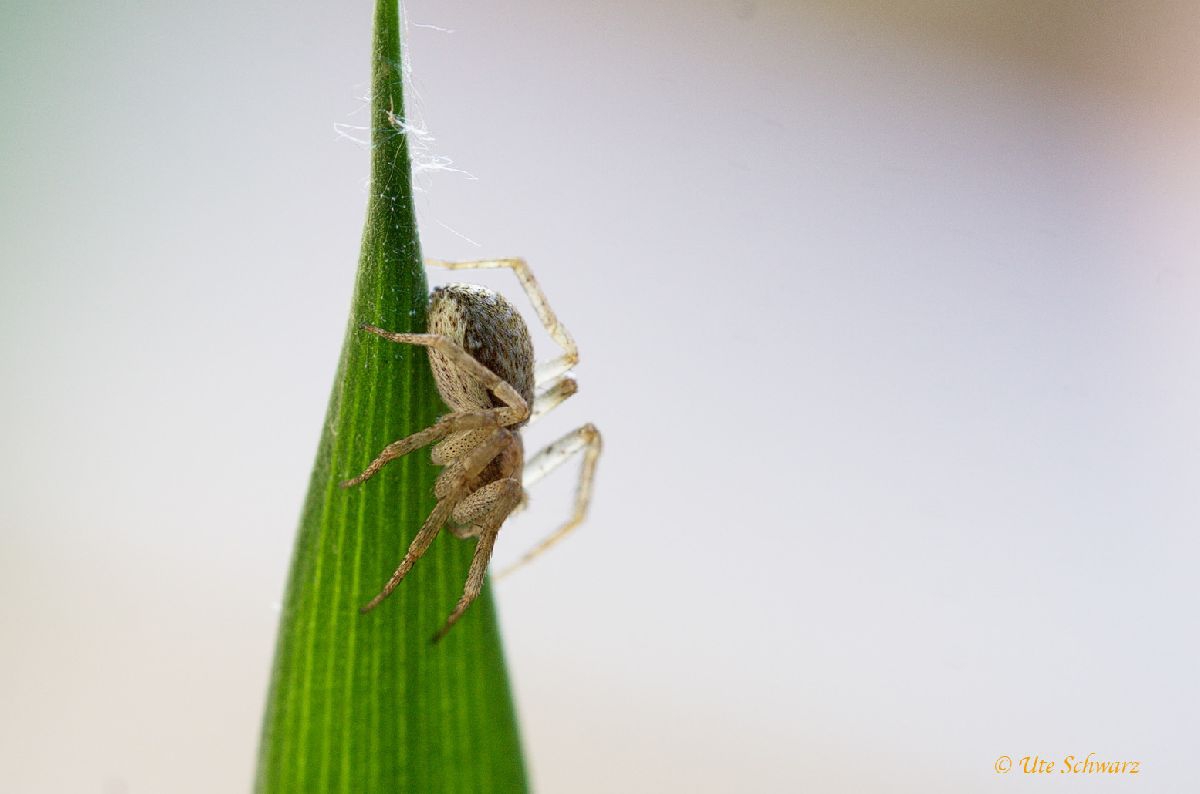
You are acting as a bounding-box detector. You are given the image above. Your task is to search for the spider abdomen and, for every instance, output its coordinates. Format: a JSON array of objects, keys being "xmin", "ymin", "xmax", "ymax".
[{"xmin": 428, "ymin": 283, "xmax": 536, "ymax": 420}]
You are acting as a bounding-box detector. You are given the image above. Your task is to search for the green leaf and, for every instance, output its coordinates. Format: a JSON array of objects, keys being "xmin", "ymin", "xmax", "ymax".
[{"xmin": 255, "ymin": 2, "xmax": 528, "ymax": 791}]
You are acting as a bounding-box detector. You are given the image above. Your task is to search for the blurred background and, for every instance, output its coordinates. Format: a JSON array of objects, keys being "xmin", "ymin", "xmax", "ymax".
[{"xmin": 3, "ymin": 1, "xmax": 1199, "ymax": 791}]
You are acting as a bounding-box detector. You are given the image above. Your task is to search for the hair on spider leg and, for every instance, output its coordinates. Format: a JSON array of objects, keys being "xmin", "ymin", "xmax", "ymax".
[{"xmin": 341, "ymin": 258, "xmax": 602, "ymax": 639}]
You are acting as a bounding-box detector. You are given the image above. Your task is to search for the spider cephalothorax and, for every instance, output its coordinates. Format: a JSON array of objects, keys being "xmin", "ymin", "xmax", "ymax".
[{"xmin": 340, "ymin": 258, "xmax": 601, "ymax": 641}]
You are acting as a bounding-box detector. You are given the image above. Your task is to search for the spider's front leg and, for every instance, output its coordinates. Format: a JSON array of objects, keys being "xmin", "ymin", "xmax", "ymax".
[
  {"xmin": 338, "ymin": 324, "xmax": 530, "ymax": 487},
  {"xmin": 359, "ymin": 325, "xmax": 529, "ymax": 421},
  {"xmin": 529, "ymin": 374, "xmax": 577, "ymax": 424}
]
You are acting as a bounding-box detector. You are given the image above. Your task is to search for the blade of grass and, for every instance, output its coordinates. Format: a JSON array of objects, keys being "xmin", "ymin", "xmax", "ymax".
[{"xmin": 255, "ymin": 2, "xmax": 528, "ymax": 790}]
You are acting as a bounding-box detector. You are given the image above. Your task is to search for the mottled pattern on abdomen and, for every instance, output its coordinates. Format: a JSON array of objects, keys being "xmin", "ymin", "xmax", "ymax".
[{"xmin": 428, "ymin": 284, "xmax": 536, "ymax": 422}]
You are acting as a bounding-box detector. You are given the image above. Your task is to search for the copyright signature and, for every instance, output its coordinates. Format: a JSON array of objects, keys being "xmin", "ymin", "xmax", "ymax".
[{"xmin": 994, "ymin": 754, "xmax": 1140, "ymax": 775}]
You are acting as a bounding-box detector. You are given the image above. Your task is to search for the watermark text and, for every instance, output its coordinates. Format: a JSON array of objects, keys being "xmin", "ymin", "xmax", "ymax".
[{"xmin": 993, "ymin": 753, "xmax": 1140, "ymax": 775}]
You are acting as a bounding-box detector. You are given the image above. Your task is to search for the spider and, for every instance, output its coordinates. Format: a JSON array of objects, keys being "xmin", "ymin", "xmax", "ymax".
[{"xmin": 339, "ymin": 257, "xmax": 602, "ymax": 642}]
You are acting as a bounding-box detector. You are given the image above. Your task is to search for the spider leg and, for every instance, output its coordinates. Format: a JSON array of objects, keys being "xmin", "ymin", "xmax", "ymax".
[
  {"xmin": 432, "ymin": 477, "xmax": 523, "ymax": 643},
  {"xmin": 360, "ymin": 428, "xmax": 514, "ymax": 613},
  {"xmin": 358, "ymin": 497, "xmax": 456, "ymax": 613},
  {"xmin": 341, "ymin": 323, "xmax": 533, "ymax": 487},
  {"xmin": 445, "ymin": 523, "xmax": 481, "ymax": 541},
  {"xmin": 529, "ymin": 374, "xmax": 577, "ymax": 425},
  {"xmin": 339, "ymin": 409, "xmax": 507, "ymax": 488},
  {"xmin": 450, "ymin": 478, "xmax": 523, "ymax": 533},
  {"xmin": 498, "ymin": 423, "xmax": 602, "ymax": 578},
  {"xmin": 431, "ymin": 428, "xmax": 492, "ymax": 466},
  {"xmin": 424, "ymin": 258, "xmax": 579, "ymax": 386},
  {"xmin": 360, "ymin": 325, "xmax": 529, "ymax": 422}
]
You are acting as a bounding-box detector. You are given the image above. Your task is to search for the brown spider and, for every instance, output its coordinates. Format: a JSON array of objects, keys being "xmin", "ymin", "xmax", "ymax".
[{"xmin": 339, "ymin": 258, "xmax": 602, "ymax": 641}]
